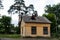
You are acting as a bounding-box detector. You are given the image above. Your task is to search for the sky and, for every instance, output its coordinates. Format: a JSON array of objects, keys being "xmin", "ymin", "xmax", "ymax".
[{"xmin": 0, "ymin": 0, "xmax": 60, "ymax": 26}]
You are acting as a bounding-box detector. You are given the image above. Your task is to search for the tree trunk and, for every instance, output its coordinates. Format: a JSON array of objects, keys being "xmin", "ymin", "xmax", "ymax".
[
  {"xmin": 18, "ymin": 11, "xmax": 20, "ymax": 34},
  {"xmin": 18, "ymin": 11, "xmax": 22, "ymax": 34}
]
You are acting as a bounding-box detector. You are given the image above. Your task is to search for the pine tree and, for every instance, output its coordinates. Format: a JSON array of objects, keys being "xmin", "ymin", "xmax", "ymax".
[
  {"xmin": 0, "ymin": 0, "xmax": 3, "ymax": 9},
  {"xmin": 8, "ymin": 0, "xmax": 27, "ymax": 34},
  {"xmin": 8, "ymin": 0, "xmax": 37, "ymax": 34}
]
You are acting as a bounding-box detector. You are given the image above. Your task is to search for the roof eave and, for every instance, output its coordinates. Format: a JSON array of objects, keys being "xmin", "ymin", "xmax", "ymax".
[{"xmin": 25, "ymin": 22, "xmax": 51, "ymax": 24}]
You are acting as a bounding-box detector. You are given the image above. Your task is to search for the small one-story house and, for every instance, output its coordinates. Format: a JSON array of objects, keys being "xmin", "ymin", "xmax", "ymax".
[{"xmin": 21, "ymin": 15, "xmax": 51, "ymax": 37}]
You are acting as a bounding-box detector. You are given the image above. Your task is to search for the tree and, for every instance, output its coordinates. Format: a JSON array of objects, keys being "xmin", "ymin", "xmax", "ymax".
[
  {"xmin": 27, "ymin": 4, "xmax": 34, "ymax": 16},
  {"xmin": 1, "ymin": 15, "xmax": 11, "ymax": 34},
  {"xmin": 8, "ymin": 0, "xmax": 27, "ymax": 34},
  {"xmin": 14, "ymin": 26, "xmax": 20, "ymax": 34},
  {"xmin": 42, "ymin": 13, "xmax": 56, "ymax": 33},
  {"xmin": 0, "ymin": 18, "xmax": 5, "ymax": 33},
  {"xmin": 45, "ymin": 4, "xmax": 60, "ymax": 24},
  {"xmin": 9, "ymin": 24, "xmax": 16, "ymax": 34},
  {"xmin": 45, "ymin": 4, "xmax": 60, "ymax": 33},
  {"xmin": 0, "ymin": 0, "xmax": 3, "ymax": 9},
  {"xmin": 8, "ymin": 0, "xmax": 35, "ymax": 34}
]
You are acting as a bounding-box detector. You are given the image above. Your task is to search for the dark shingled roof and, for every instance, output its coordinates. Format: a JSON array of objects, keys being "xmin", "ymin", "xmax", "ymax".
[{"xmin": 22, "ymin": 16, "xmax": 51, "ymax": 23}]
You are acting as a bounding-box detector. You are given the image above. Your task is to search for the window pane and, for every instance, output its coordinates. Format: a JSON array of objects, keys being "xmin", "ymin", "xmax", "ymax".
[
  {"xmin": 31, "ymin": 26, "xmax": 36, "ymax": 34},
  {"xmin": 43, "ymin": 27, "xmax": 48, "ymax": 34}
]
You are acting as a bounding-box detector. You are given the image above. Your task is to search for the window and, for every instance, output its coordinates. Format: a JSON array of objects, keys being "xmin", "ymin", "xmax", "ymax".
[
  {"xmin": 31, "ymin": 26, "xmax": 36, "ymax": 34},
  {"xmin": 43, "ymin": 27, "xmax": 48, "ymax": 35}
]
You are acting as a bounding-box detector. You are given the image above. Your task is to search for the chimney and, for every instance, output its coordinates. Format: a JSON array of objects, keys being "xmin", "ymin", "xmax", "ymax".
[
  {"xmin": 31, "ymin": 11, "xmax": 38, "ymax": 20},
  {"xmin": 31, "ymin": 13, "xmax": 36, "ymax": 20}
]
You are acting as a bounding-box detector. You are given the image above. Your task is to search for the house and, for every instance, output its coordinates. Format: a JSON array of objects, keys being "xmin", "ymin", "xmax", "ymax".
[{"xmin": 21, "ymin": 15, "xmax": 51, "ymax": 37}]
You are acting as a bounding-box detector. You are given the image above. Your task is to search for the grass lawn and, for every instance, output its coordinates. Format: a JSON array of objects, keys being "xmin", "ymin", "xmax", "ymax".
[
  {"xmin": 0, "ymin": 34, "xmax": 60, "ymax": 40},
  {"xmin": 0, "ymin": 34, "xmax": 21, "ymax": 38}
]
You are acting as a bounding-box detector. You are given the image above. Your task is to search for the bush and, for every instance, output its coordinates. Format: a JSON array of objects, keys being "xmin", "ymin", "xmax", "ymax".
[{"xmin": 51, "ymin": 33, "xmax": 60, "ymax": 38}]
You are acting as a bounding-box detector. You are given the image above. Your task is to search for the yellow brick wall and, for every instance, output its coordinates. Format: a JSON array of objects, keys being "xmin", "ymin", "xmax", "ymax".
[
  {"xmin": 21, "ymin": 20, "xmax": 25, "ymax": 36},
  {"xmin": 25, "ymin": 23, "xmax": 50, "ymax": 37}
]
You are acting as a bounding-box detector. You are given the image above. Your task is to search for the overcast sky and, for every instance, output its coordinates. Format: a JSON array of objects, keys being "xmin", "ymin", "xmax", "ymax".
[{"xmin": 0, "ymin": 0, "xmax": 60, "ymax": 26}]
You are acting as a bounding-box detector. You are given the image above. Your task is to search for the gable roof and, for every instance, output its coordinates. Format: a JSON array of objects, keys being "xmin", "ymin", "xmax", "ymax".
[{"xmin": 22, "ymin": 16, "xmax": 51, "ymax": 23}]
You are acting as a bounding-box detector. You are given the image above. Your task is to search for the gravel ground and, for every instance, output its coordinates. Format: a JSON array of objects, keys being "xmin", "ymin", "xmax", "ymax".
[{"xmin": 0, "ymin": 38, "xmax": 59, "ymax": 40}]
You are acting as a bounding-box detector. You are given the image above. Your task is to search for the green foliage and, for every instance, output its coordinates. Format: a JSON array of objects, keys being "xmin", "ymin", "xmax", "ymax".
[
  {"xmin": 0, "ymin": 15, "xmax": 12, "ymax": 34},
  {"xmin": 0, "ymin": 15, "xmax": 20, "ymax": 34},
  {"xmin": 45, "ymin": 4, "xmax": 60, "ymax": 36},
  {"xmin": 14, "ymin": 26, "xmax": 20, "ymax": 34},
  {"xmin": 0, "ymin": 34, "xmax": 21, "ymax": 38},
  {"xmin": 1, "ymin": 15, "xmax": 11, "ymax": 26},
  {"xmin": 45, "ymin": 4, "xmax": 60, "ymax": 24},
  {"xmin": 0, "ymin": 24, "xmax": 5, "ymax": 33},
  {"xmin": 43, "ymin": 13, "xmax": 56, "ymax": 33},
  {"xmin": 1, "ymin": 15, "xmax": 11, "ymax": 34},
  {"xmin": 0, "ymin": 15, "xmax": 22, "ymax": 34},
  {"xmin": 51, "ymin": 32, "xmax": 60, "ymax": 38}
]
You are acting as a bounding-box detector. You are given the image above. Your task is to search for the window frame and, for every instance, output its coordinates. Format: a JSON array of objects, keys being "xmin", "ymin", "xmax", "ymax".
[
  {"xmin": 31, "ymin": 26, "xmax": 37, "ymax": 34},
  {"xmin": 43, "ymin": 27, "xmax": 48, "ymax": 35}
]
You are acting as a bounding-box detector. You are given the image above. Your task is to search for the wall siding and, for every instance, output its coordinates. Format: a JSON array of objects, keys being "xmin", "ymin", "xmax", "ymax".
[
  {"xmin": 25, "ymin": 23, "xmax": 50, "ymax": 37},
  {"xmin": 21, "ymin": 20, "xmax": 25, "ymax": 36}
]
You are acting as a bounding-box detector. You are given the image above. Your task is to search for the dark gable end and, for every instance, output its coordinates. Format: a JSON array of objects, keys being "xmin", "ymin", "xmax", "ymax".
[{"xmin": 22, "ymin": 16, "xmax": 51, "ymax": 24}]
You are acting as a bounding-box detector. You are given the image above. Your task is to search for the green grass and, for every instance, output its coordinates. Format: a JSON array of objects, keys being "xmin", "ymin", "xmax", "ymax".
[{"xmin": 0, "ymin": 34, "xmax": 21, "ymax": 38}]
